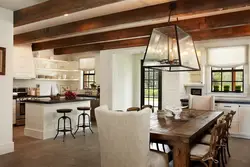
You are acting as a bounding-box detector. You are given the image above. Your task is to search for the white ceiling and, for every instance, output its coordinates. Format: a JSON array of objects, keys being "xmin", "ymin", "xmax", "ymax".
[
  {"xmin": 14, "ymin": 0, "xmax": 175, "ymax": 34},
  {"xmin": 0, "ymin": 0, "xmax": 47, "ymax": 11}
]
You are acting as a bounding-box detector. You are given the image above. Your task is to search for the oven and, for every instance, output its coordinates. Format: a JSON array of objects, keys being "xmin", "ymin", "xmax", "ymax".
[
  {"xmin": 13, "ymin": 87, "xmax": 28, "ymax": 126},
  {"xmin": 16, "ymin": 102, "xmax": 25, "ymax": 125},
  {"xmin": 191, "ymin": 88, "xmax": 202, "ymax": 96}
]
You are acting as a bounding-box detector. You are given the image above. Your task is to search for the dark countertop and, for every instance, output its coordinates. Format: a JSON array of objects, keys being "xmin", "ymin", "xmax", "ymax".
[
  {"xmin": 181, "ymin": 98, "xmax": 250, "ymax": 105},
  {"xmin": 25, "ymin": 97, "xmax": 94, "ymax": 104},
  {"xmin": 77, "ymin": 94, "xmax": 99, "ymax": 98},
  {"xmin": 13, "ymin": 94, "xmax": 99, "ymax": 99}
]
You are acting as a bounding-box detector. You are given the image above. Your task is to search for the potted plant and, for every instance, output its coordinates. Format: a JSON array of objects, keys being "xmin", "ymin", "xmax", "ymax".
[
  {"xmin": 224, "ymin": 85, "xmax": 230, "ymax": 92},
  {"xmin": 213, "ymin": 85, "xmax": 219, "ymax": 92},
  {"xmin": 235, "ymin": 85, "xmax": 242, "ymax": 93}
]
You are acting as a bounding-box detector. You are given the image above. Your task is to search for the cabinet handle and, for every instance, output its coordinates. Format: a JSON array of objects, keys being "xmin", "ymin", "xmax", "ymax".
[{"xmin": 224, "ymin": 106, "xmax": 231, "ymax": 108}]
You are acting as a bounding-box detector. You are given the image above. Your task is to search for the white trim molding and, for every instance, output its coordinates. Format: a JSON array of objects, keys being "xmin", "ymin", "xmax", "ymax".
[{"xmin": 0, "ymin": 142, "xmax": 14, "ymax": 155}]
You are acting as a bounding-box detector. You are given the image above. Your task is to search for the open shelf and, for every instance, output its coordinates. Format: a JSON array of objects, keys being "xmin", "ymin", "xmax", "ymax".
[
  {"xmin": 36, "ymin": 68, "xmax": 80, "ymax": 72},
  {"xmin": 34, "ymin": 58, "xmax": 74, "ymax": 63},
  {"xmin": 35, "ymin": 78, "xmax": 79, "ymax": 81}
]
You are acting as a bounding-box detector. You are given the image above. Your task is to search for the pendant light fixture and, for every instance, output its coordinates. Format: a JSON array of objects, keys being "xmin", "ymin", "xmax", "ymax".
[{"xmin": 142, "ymin": 3, "xmax": 200, "ymax": 72}]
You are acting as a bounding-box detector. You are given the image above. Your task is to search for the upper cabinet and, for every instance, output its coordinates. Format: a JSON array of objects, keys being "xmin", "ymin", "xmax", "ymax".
[{"xmin": 13, "ymin": 45, "xmax": 35, "ymax": 79}]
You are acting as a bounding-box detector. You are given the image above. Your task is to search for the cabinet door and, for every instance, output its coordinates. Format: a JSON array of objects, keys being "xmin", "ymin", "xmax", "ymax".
[
  {"xmin": 239, "ymin": 105, "xmax": 250, "ymax": 136},
  {"xmin": 217, "ymin": 103, "xmax": 239, "ymax": 122},
  {"xmin": 217, "ymin": 103, "xmax": 239, "ymax": 134}
]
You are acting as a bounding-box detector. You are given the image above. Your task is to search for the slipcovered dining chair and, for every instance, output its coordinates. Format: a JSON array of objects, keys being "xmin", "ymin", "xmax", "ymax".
[
  {"xmin": 95, "ymin": 105, "xmax": 169, "ymax": 167},
  {"xmin": 189, "ymin": 94, "xmax": 215, "ymax": 111}
]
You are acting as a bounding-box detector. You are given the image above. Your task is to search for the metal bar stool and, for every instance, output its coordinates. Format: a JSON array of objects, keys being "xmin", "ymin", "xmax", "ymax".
[
  {"xmin": 54, "ymin": 109, "xmax": 75, "ymax": 142},
  {"xmin": 74, "ymin": 107, "xmax": 93, "ymax": 135}
]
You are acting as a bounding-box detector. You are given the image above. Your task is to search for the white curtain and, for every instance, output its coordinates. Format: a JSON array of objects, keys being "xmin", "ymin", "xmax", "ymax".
[
  {"xmin": 79, "ymin": 58, "xmax": 95, "ymax": 70},
  {"xmin": 207, "ymin": 46, "xmax": 247, "ymax": 68}
]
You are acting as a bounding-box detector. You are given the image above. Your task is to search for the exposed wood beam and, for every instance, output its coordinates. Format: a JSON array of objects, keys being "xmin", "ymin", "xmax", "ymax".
[
  {"xmin": 15, "ymin": 0, "xmax": 250, "ymax": 44},
  {"xmin": 53, "ymin": 38, "xmax": 149, "ymax": 55},
  {"xmin": 190, "ymin": 24, "xmax": 250, "ymax": 41},
  {"xmin": 14, "ymin": 0, "xmax": 123, "ymax": 27},
  {"xmin": 54, "ymin": 24, "xmax": 250, "ymax": 55},
  {"xmin": 32, "ymin": 9, "xmax": 250, "ymax": 51}
]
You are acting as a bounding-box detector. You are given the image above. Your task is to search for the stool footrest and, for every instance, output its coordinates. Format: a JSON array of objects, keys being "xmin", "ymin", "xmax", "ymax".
[
  {"xmin": 77, "ymin": 124, "xmax": 90, "ymax": 128},
  {"xmin": 57, "ymin": 128, "xmax": 73, "ymax": 132}
]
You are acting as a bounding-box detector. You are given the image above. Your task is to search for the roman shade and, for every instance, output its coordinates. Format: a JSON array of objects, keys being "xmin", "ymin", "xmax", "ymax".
[
  {"xmin": 79, "ymin": 58, "xmax": 95, "ymax": 70},
  {"xmin": 207, "ymin": 46, "xmax": 247, "ymax": 68}
]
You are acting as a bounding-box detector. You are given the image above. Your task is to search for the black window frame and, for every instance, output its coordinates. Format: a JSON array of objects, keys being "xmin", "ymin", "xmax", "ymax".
[
  {"xmin": 83, "ymin": 70, "xmax": 95, "ymax": 89},
  {"xmin": 211, "ymin": 67, "xmax": 244, "ymax": 93},
  {"xmin": 141, "ymin": 61, "xmax": 162, "ymax": 112}
]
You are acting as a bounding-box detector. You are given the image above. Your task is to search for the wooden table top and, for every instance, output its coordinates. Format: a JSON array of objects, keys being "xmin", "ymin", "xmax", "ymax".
[{"xmin": 150, "ymin": 110, "xmax": 224, "ymax": 143}]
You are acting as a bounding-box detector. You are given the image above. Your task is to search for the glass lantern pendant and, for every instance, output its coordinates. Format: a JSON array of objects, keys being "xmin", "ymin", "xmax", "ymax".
[{"xmin": 142, "ymin": 24, "xmax": 200, "ymax": 72}]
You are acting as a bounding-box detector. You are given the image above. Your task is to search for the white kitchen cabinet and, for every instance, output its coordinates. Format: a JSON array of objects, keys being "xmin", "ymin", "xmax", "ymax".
[
  {"xmin": 238, "ymin": 104, "xmax": 250, "ymax": 137},
  {"xmin": 13, "ymin": 45, "xmax": 35, "ymax": 79},
  {"xmin": 216, "ymin": 103, "xmax": 239, "ymax": 134}
]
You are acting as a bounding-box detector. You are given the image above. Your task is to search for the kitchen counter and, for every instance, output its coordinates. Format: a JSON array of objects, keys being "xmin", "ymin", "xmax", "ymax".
[
  {"xmin": 13, "ymin": 94, "xmax": 99, "ymax": 99},
  {"xmin": 25, "ymin": 97, "xmax": 94, "ymax": 104},
  {"xmin": 181, "ymin": 98, "xmax": 250, "ymax": 105},
  {"xmin": 25, "ymin": 97, "xmax": 91, "ymax": 140},
  {"xmin": 77, "ymin": 94, "xmax": 100, "ymax": 98}
]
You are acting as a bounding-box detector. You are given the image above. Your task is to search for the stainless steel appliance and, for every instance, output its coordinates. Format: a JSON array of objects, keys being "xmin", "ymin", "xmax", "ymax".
[{"xmin": 13, "ymin": 88, "xmax": 28, "ymax": 126}]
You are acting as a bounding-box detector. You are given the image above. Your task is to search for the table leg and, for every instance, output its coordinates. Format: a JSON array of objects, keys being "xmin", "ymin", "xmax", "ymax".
[{"xmin": 173, "ymin": 142, "xmax": 190, "ymax": 167}]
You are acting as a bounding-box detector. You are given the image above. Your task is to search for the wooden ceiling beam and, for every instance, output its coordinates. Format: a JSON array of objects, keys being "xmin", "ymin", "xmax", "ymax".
[
  {"xmin": 15, "ymin": 0, "xmax": 250, "ymax": 44},
  {"xmin": 54, "ymin": 24, "xmax": 250, "ymax": 55},
  {"xmin": 32, "ymin": 9, "xmax": 250, "ymax": 51},
  {"xmin": 53, "ymin": 37, "xmax": 150, "ymax": 55},
  {"xmin": 190, "ymin": 24, "xmax": 250, "ymax": 41},
  {"xmin": 14, "ymin": 0, "xmax": 123, "ymax": 27}
]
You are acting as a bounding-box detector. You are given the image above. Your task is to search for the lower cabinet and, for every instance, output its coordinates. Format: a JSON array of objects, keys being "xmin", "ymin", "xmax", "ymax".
[
  {"xmin": 216, "ymin": 103, "xmax": 250, "ymax": 138},
  {"xmin": 216, "ymin": 103, "xmax": 239, "ymax": 134},
  {"xmin": 238, "ymin": 105, "xmax": 250, "ymax": 137}
]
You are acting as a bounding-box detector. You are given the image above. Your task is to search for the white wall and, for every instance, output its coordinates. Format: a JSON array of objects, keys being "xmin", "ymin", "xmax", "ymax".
[
  {"xmin": 0, "ymin": 7, "xmax": 14, "ymax": 155},
  {"xmin": 100, "ymin": 47, "xmax": 145, "ymax": 110},
  {"xmin": 162, "ymin": 72, "xmax": 189, "ymax": 108}
]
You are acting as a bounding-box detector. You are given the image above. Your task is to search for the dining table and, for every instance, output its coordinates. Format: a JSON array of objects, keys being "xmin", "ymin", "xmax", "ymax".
[{"xmin": 150, "ymin": 110, "xmax": 224, "ymax": 167}]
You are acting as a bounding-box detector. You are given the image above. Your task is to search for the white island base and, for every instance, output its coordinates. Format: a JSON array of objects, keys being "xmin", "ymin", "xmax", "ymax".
[{"xmin": 25, "ymin": 99, "xmax": 91, "ymax": 140}]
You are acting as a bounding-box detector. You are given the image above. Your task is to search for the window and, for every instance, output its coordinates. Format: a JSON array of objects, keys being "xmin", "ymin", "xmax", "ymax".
[
  {"xmin": 141, "ymin": 62, "xmax": 162, "ymax": 112},
  {"xmin": 211, "ymin": 66, "xmax": 244, "ymax": 92},
  {"xmin": 83, "ymin": 70, "xmax": 95, "ymax": 89}
]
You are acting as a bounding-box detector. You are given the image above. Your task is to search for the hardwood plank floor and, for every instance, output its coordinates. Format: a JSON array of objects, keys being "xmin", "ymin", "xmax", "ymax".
[{"xmin": 0, "ymin": 126, "xmax": 249, "ymax": 167}]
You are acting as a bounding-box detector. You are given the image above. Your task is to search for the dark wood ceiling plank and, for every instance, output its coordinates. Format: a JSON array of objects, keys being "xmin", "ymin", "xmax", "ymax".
[
  {"xmin": 14, "ymin": 0, "xmax": 124, "ymax": 27},
  {"xmin": 32, "ymin": 9, "xmax": 250, "ymax": 51},
  {"xmin": 53, "ymin": 37, "xmax": 149, "ymax": 55},
  {"xmin": 15, "ymin": 0, "xmax": 250, "ymax": 44},
  {"xmin": 53, "ymin": 24, "xmax": 250, "ymax": 55},
  {"xmin": 190, "ymin": 24, "xmax": 250, "ymax": 41}
]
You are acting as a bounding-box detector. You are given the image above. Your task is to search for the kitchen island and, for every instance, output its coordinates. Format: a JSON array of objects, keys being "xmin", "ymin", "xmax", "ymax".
[{"xmin": 24, "ymin": 97, "xmax": 93, "ymax": 140}]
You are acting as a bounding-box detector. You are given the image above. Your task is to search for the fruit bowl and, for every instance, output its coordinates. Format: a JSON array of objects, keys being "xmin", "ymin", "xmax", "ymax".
[{"xmin": 65, "ymin": 91, "xmax": 76, "ymax": 100}]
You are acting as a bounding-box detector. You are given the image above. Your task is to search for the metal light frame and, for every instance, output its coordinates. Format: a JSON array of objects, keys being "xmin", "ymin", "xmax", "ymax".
[{"xmin": 142, "ymin": 4, "xmax": 200, "ymax": 72}]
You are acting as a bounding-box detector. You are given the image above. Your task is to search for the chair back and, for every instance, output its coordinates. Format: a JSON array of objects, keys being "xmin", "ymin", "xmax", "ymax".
[
  {"xmin": 209, "ymin": 121, "xmax": 226, "ymax": 157},
  {"xmin": 127, "ymin": 107, "xmax": 140, "ymax": 112},
  {"xmin": 95, "ymin": 105, "xmax": 152, "ymax": 167},
  {"xmin": 141, "ymin": 105, "xmax": 153, "ymax": 113},
  {"xmin": 189, "ymin": 94, "xmax": 215, "ymax": 111},
  {"xmin": 224, "ymin": 110, "xmax": 236, "ymax": 135}
]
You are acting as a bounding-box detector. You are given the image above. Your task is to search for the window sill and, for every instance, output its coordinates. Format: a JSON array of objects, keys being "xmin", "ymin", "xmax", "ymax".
[{"xmin": 207, "ymin": 92, "xmax": 248, "ymax": 98}]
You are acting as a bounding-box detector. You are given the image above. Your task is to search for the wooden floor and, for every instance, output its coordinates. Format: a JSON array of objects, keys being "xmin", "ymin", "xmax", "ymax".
[{"xmin": 0, "ymin": 126, "xmax": 249, "ymax": 167}]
